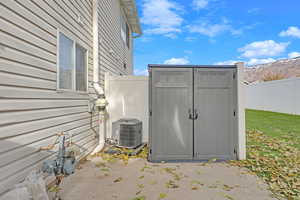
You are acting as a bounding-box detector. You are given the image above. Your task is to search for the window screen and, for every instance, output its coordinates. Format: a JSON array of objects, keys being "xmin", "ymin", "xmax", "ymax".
[
  {"xmin": 59, "ymin": 33, "xmax": 74, "ymax": 90},
  {"xmin": 121, "ymin": 16, "xmax": 126, "ymax": 43},
  {"xmin": 75, "ymin": 44, "xmax": 87, "ymax": 91},
  {"xmin": 121, "ymin": 14, "xmax": 130, "ymax": 48},
  {"xmin": 126, "ymin": 23, "xmax": 130, "ymax": 48}
]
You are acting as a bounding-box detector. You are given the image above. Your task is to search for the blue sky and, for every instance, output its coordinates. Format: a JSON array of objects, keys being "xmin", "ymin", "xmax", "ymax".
[{"xmin": 133, "ymin": 0, "xmax": 300, "ymax": 75}]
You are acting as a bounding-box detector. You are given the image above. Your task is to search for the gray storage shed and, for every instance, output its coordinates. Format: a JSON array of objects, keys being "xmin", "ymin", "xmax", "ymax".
[{"xmin": 148, "ymin": 64, "xmax": 246, "ymax": 162}]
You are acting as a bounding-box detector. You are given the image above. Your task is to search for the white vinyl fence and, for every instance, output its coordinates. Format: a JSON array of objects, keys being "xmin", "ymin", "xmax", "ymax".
[
  {"xmin": 105, "ymin": 74, "xmax": 149, "ymax": 142},
  {"xmin": 246, "ymin": 77, "xmax": 300, "ymax": 115}
]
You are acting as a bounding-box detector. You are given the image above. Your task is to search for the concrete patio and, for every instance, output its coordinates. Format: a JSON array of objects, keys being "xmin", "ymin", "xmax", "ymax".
[{"xmin": 59, "ymin": 156, "xmax": 275, "ymax": 200}]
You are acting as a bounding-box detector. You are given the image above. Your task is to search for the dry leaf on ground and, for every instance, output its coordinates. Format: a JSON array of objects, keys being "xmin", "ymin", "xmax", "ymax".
[{"xmin": 229, "ymin": 130, "xmax": 300, "ymax": 199}]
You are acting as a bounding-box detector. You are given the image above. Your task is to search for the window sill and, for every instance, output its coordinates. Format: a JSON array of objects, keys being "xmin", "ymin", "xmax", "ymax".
[{"xmin": 56, "ymin": 89, "xmax": 89, "ymax": 95}]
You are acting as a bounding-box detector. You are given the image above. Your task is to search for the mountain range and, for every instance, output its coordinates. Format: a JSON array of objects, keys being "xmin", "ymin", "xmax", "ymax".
[{"xmin": 244, "ymin": 57, "xmax": 300, "ymax": 83}]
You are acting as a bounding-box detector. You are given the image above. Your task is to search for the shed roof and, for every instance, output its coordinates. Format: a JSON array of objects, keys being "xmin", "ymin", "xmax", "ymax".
[{"xmin": 148, "ymin": 64, "xmax": 237, "ymax": 69}]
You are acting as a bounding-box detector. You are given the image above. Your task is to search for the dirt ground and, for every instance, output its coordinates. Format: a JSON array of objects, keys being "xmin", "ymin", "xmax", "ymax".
[{"xmin": 59, "ymin": 156, "xmax": 276, "ymax": 200}]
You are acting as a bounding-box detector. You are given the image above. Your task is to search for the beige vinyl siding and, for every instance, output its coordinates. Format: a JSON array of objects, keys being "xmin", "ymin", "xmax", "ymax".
[
  {"xmin": 0, "ymin": 0, "xmax": 96, "ymax": 193},
  {"xmin": 98, "ymin": 0, "xmax": 134, "ymax": 86},
  {"xmin": 120, "ymin": 6, "xmax": 134, "ymax": 75},
  {"xmin": 0, "ymin": 0, "xmax": 134, "ymax": 194}
]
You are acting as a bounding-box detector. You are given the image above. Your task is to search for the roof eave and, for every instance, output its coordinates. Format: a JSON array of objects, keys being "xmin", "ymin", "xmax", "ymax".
[{"xmin": 120, "ymin": 0, "xmax": 142, "ymax": 36}]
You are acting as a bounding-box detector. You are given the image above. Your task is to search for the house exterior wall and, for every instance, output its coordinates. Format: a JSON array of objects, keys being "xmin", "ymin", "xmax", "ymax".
[
  {"xmin": 98, "ymin": 0, "xmax": 134, "ymax": 86},
  {"xmin": 0, "ymin": 0, "xmax": 135, "ymax": 194}
]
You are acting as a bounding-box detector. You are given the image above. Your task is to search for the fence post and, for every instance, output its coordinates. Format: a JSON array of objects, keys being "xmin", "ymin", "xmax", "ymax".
[{"xmin": 236, "ymin": 62, "xmax": 246, "ymax": 160}]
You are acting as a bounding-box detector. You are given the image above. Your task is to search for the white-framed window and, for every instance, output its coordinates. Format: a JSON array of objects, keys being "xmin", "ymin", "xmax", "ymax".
[
  {"xmin": 121, "ymin": 14, "xmax": 130, "ymax": 48},
  {"xmin": 57, "ymin": 32, "xmax": 88, "ymax": 92},
  {"xmin": 126, "ymin": 23, "xmax": 130, "ymax": 48}
]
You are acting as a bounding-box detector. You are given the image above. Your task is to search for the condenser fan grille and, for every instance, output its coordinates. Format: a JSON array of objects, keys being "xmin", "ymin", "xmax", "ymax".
[{"xmin": 112, "ymin": 118, "xmax": 142, "ymax": 148}]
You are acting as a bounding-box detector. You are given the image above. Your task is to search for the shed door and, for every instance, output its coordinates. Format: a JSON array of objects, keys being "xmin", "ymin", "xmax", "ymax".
[
  {"xmin": 151, "ymin": 68, "xmax": 193, "ymax": 160},
  {"xmin": 193, "ymin": 68, "xmax": 235, "ymax": 160}
]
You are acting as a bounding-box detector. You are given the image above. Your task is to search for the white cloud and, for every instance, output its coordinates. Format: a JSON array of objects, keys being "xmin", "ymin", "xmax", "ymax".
[
  {"xmin": 134, "ymin": 68, "xmax": 149, "ymax": 76},
  {"xmin": 187, "ymin": 22, "xmax": 231, "ymax": 37},
  {"xmin": 164, "ymin": 57, "xmax": 190, "ymax": 65},
  {"xmin": 247, "ymin": 58, "xmax": 275, "ymax": 66},
  {"xmin": 164, "ymin": 33, "xmax": 178, "ymax": 39},
  {"xmin": 187, "ymin": 18, "xmax": 244, "ymax": 38},
  {"xmin": 139, "ymin": 37, "xmax": 153, "ymax": 42},
  {"xmin": 185, "ymin": 36, "xmax": 197, "ymax": 42},
  {"xmin": 214, "ymin": 58, "xmax": 276, "ymax": 66},
  {"xmin": 141, "ymin": 0, "xmax": 184, "ymax": 37},
  {"xmin": 184, "ymin": 50, "xmax": 193, "ymax": 54},
  {"xmin": 288, "ymin": 52, "xmax": 300, "ymax": 58},
  {"xmin": 192, "ymin": 0, "xmax": 209, "ymax": 10},
  {"xmin": 279, "ymin": 26, "xmax": 300, "ymax": 38},
  {"xmin": 214, "ymin": 60, "xmax": 241, "ymax": 65},
  {"xmin": 238, "ymin": 40, "xmax": 289, "ymax": 58}
]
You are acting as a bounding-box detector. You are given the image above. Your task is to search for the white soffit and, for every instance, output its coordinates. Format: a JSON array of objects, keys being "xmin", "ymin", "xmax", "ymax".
[{"xmin": 120, "ymin": 0, "xmax": 142, "ymax": 35}]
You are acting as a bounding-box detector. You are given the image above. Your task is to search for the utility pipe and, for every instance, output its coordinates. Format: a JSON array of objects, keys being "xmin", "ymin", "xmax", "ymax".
[
  {"xmin": 91, "ymin": 0, "xmax": 142, "ymax": 154},
  {"xmin": 92, "ymin": 0, "xmax": 106, "ymax": 154}
]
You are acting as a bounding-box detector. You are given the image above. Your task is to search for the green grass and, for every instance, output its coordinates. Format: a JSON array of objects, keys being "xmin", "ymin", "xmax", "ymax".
[
  {"xmin": 230, "ymin": 109, "xmax": 300, "ymax": 199},
  {"xmin": 246, "ymin": 109, "xmax": 300, "ymax": 149}
]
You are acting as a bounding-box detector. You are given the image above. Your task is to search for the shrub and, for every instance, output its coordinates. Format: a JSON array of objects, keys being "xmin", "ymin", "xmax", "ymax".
[{"xmin": 262, "ymin": 72, "xmax": 286, "ymax": 82}]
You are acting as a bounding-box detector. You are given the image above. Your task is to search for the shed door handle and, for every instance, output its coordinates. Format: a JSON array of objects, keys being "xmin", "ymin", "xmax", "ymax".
[
  {"xmin": 194, "ymin": 109, "xmax": 199, "ymax": 120},
  {"xmin": 188, "ymin": 109, "xmax": 193, "ymax": 119}
]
